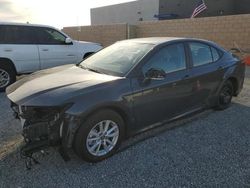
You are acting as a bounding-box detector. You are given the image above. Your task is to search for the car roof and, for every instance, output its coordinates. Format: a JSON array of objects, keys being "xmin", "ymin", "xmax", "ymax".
[
  {"xmin": 121, "ymin": 37, "xmax": 186, "ymax": 44},
  {"xmin": 0, "ymin": 22, "xmax": 57, "ymax": 29},
  {"xmin": 118, "ymin": 37, "xmax": 216, "ymax": 46}
]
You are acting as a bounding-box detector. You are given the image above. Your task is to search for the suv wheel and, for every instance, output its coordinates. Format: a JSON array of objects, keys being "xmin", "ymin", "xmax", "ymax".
[
  {"xmin": 215, "ymin": 80, "xmax": 234, "ymax": 110},
  {"xmin": 0, "ymin": 63, "xmax": 16, "ymax": 92},
  {"xmin": 74, "ymin": 109, "xmax": 125, "ymax": 162}
]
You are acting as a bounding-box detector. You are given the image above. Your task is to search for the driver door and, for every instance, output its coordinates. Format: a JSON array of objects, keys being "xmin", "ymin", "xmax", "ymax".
[{"xmin": 131, "ymin": 43, "xmax": 194, "ymax": 129}]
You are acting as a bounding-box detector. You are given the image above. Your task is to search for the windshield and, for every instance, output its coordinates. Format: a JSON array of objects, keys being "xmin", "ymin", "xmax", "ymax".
[{"xmin": 80, "ymin": 41, "xmax": 154, "ymax": 77}]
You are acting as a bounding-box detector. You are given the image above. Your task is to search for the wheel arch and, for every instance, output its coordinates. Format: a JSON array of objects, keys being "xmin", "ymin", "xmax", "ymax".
[
  {"xmin": 227, "ymin": 77, "xmax": 238, "ymax": 96},
  {"xmin": 78, "ymin": 104, "xmax": 132, "ymax": 138},
  {"xmin": 0, "ymin": 57, "xmax": 17, "ymax": 74},
  {"xmin": 67, "ymin": 104, "xmax": 131, "ymax": 150}
]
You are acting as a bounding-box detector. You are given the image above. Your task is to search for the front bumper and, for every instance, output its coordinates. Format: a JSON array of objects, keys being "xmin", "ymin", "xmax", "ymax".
[
  {"xmin": 11, "ymin": 102, "xmax": 80, "ymax": 161},
  {"xmin": 10, "ymin": 102, "xmax": 76, "ymax": 159}
]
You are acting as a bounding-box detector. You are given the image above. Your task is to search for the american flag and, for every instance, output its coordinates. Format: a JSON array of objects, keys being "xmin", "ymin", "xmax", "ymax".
[{"xmin": 191, "ymin": 0, "xmax": 207, "ymax": 18}]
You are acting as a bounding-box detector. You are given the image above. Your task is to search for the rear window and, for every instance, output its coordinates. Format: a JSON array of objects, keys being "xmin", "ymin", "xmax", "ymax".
[
  {"xmin": 189, "ymin": 42, "xmax": 213, "ymax": 66},
  {"xmin": 211, "ymin": 47, "xmax": 220, "ymax": 62},
  {"xmin": 189, "ymin": 42, "xmax": 223, "ymax": 67},
  {"xmin": 0, "ymin": 25, "xmax": 34, "ymax": 44}
]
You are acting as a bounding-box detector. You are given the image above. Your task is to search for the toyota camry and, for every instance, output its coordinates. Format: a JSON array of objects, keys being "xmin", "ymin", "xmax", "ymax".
[{"xmin": 6, "ymin": 37, "xmax": 245, "ymax": 163}]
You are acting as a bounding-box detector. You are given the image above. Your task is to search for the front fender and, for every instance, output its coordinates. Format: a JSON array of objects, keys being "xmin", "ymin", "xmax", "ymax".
[
  {"xmin": 63, "ymin": 80, "xmax": 134, "ymax": 147},
  {"xmin": 65, "ymin": 79, "xmax": 133, "ymax": 120}
]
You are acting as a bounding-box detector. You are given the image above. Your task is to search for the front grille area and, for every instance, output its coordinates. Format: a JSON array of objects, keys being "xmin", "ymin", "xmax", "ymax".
[
  {"xmin": 22, "ymin": 118, "xmax": 62, "ymax": 145},
  {"xmin": 23, "ymin": 121, "xmax": 50, "ymax": 141},
  {"xmin": 11, "ymin": 102, "xmax": 63, "ymax": 144},
  {"xmin": 20, "ymin": 106, "xmax": 61, "ymax": 123}
]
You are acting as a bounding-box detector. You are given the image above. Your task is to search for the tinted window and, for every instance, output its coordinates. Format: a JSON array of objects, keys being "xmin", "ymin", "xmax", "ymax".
[
  {"xmin": 143, "ymin": 43, "xmax": 186, "ymax": 74},
  {"xmin": 0, "ymin": 26, "xmax": 4, "ymax": 43},
  {"xmin": 211, "ymin": 47, "xmax": 220, "ymax": 62},
  {"xmin": 0, "ymin": 26, "xmax": 34, "ymax": 44},
  {"xmin": 189, "ymin": 42, "xmax": 213, "ymax": 66},
  {"xmin": 35, "ymin": 27, "xmax": 66, "ymax": 44}
]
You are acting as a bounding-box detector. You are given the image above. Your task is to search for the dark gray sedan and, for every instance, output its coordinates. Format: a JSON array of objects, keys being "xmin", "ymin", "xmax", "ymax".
[{"xmin": 6, "ymin": 37, "xmax": 245, "ymax": 163}]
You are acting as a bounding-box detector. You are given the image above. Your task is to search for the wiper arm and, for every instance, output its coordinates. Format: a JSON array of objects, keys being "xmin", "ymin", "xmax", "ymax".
[
  {"xmin": 86, "ymin": 68, "xmax": 102, "ymax": 74},
  {"xmin": 78, "ymin": 64, "xmax": 102, "ymax": 74},
  {"xmin": 78, "ymin": 64, "xmax": 87, "ymax": 69}
]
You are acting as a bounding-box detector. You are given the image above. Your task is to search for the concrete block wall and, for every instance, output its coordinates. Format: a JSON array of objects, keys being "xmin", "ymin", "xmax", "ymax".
[
  {"xmin": 62, "ymin": 14, "xmax": 250, "ymax": 53},
  {"xmin": 136, "ymin": 14, "xmax": 250, "ymax": 52},
  {"xmin": 62, "ymin": 23, "xmax": 128, "ymax": 47}
]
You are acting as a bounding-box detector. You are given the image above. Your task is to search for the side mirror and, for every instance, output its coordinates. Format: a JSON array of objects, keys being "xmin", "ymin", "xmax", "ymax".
[
  {"xmin": 65, "ymin": 37, "xmax": 73, "ymax": 44},
  {"xmin": 145, "ymin": 68, "xmax": 166, "ymax": 81}
]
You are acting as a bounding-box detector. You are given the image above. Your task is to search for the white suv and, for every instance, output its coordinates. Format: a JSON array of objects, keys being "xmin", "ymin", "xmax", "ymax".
[{"xmin": 0, "ymin": 22, "xmax": 102, "ymax": 91}]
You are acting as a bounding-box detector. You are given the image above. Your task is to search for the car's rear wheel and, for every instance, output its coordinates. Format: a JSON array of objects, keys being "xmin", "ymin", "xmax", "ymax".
[
  {"xmin": 73, "ymin": 109, "xmax": 125, "ymax": 162},
  {"xmin": 0, "ymin": 63, "xmax": 16, "ymax": 92},
  {"xmin": 215, "ymin": 80, "xmax": 234, "ymax": 110}
]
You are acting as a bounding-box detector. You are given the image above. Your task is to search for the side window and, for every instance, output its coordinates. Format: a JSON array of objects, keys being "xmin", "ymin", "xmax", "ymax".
[
  {"xmin": 0, "ymin": 26, "xmax": 34, "ymax": 44},
  {"xmin": 143, "ymin": 43, "xmax": 186, "ymax": 74},
  {"xmin": 189, "ymin": 42, "xmax": 213, "ymax": 66},
  {"xmin": 35, "ymin": 27, "xmax": 66, "ymax": 45},
  {"xmin": 211, "ymin": 47, "xmax": 220, "ymax": 62}
]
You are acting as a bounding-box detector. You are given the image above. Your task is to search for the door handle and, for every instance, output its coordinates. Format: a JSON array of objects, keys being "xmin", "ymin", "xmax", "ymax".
[
  {"xmin": 4, "ymin": 49, "xmax": 12, "ymax": 52},
  {"xmin": 217, "ymin": 66, "xmax": 223, "ymax": 70},
  {"xmin": 182, "ymin": 75, "xmax": 189, "ymax": 79},
  {"xmin": 172, "ymin": 82, "xmax": 177, "ymax": 86},
  {"xmin": 42, "ymin": 49, "xmax": 49, "ymax": 51}
]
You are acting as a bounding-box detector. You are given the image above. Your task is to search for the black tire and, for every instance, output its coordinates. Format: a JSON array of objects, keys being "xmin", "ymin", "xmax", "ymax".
[
  {"xmin": 73, "ymin": 109, "xmax": 125, "ymax": 163},
  {"xmin": 0, "ymin": 63, "xmax": 16, "ymax": 92},
  {"xmin": 215, "ymin": 80, "xmax": 234, "ymax": 110}
]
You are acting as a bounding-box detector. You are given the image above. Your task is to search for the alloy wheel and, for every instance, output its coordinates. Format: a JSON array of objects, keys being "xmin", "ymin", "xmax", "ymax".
[
  {"xmin": 219, "ymin": 84, "xmax": 233, "ymax": 105},
  {"xmin": 86, "ymin": 120, "xmax": 119, "ymax": 157},
  {"xmin": 0, "ymin": 69, "xmax": 10, "ymax": 88}
]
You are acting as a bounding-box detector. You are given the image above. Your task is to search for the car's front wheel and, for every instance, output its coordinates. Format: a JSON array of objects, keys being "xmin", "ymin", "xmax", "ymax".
[
  {"xmin": 73, "ymin": 109, "xmax": 125, "ymax": 162},
  {"xmin": 215, "ymin": 80, "xmax": 234, "ymax": 110}
]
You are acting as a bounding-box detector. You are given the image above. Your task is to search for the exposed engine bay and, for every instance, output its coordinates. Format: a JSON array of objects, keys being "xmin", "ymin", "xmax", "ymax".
[{"xmin": 11, "ymin": 102, "xmax": 76, "ymax": 169}]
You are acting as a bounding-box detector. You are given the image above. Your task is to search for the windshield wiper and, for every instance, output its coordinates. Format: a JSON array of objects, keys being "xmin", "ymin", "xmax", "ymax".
[{"xmin": 78, "ymin": 65, "xmax": 103, "ymax": 74}]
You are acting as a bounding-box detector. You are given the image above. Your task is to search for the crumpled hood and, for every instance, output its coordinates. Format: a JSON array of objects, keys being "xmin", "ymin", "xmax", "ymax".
[{"xmin": 6, "ymin": 65, "xmax": 120, "ymax": 106}]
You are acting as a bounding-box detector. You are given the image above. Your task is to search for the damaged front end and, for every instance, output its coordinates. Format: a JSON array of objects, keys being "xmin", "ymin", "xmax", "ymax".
[{"xmin": 11, "ymin": 102, "xmax": 79, "ymax": 168}]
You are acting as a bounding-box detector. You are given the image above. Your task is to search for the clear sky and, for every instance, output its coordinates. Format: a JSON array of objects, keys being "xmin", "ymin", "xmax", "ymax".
[{"xmin": 0, "ymin": 0, "xmax": 135, "ymax": 29}]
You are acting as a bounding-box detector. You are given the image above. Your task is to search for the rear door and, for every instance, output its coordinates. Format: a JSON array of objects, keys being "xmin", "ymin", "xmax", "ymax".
[
  {"xmin": 34, "ymin": 27, "xmax": 78, "ymax": 69},
  {"xmin": 187, "ymin": 42, "xmax": 224, "ymax": 107},
  {"xmin": 0, "ymin": 25, "xmax": 40, "ymax": 73}
]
